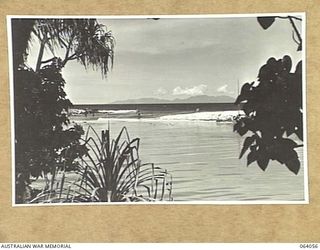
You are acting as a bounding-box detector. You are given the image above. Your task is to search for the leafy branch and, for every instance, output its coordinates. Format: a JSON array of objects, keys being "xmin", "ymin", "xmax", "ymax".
[
  {"xmin": 257, "ymin": 15, "xmax": 302, "ymax": 51},
  {"xmin": 234, "ymin": 56, "xmax": 303, "ymax": 174},
  {"xmin": 32, "ymin": 19, "xmax": 115, "ymax": 75}
]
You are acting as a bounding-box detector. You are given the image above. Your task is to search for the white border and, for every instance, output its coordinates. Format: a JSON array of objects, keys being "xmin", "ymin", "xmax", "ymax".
[
  {"xmin": 7, "ymin": 16, "xmax": 15, "ymax": 207},
  {"xmin": 7, "ymin": 13, "xmax": 308, "ymax": 207},
  {"xmin": 302, "ymin": 13, "xmax": 309, "ymax": 204}
]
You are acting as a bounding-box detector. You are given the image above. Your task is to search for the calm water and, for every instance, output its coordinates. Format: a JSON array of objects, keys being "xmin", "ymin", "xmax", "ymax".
[{"xmin": 77, "ymin": 117, "xmax": 306, "ymax": 202}]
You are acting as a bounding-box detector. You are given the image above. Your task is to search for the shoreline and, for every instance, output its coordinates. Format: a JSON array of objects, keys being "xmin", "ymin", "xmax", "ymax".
[{"xmin": 70, "ymin": 110, "xmax": 245, "ymax": 123}]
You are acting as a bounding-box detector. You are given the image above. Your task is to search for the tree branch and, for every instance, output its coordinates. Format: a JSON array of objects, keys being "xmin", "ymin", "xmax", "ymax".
[
  {"xmin": 68, "ymin": 53, "xmax": 79, "ymax": 60},
  {"xmin": 288, "ymin": 15, "xmax": 303, "ymax": 21},
  {"xmin": 274, "ymin": 15, "xmax": 302, "ymax": 21},
  {"xmin": 41, "ymin": 57, "xmax": 57, "ymax": 64},
  {"xmin": 61, "ymin": 53, "xmax": 79, "ymax": 67},
  {"xmin": 36, "ymin": 41, "xmax": 45, "ymax": 72},
  {"xmin": 58, "ymin": 36, "xmax": 68, "ymax": 49},
  {"xmin": 272, "ymin": 15, "xmax": 302, "ymax": 51},
  {"xmin": 292, "ymin": 31, "xmax": 300, "ymax": 46},
  {"xmin": 62, "ymin": 35, "xmax": 75, "ymax": 66},
  {"xmin": 288, "ymin": 16, "xmax": 302, "ymax": 50}
]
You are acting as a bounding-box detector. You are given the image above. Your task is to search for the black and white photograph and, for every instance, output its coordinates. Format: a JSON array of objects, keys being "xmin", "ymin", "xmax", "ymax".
[{"xmin": 8, "ymin": 14, "xmax": 307, "ymax": 205}]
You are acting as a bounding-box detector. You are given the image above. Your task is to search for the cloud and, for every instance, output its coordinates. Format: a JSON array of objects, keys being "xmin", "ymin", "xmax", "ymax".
[
  {"xmin": 217, "ymin": 84, "xmax": 229, "ymax": 93},
  {"xmin": 156, "ymin": 87, "xmax": 168, "ymax": 95},
  {"xmin": 172, "ymin": 84, "xmax": 208, "ymax": 96},
  {"xmin": 216, "ymin": 84, "xmax": 235, "ymax": 95}
]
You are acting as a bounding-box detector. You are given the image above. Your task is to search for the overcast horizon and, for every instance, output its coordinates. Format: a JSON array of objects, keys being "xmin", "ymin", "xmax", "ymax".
[{"xmin": 26, "ymin": 15, "xmax": 303, "ymax": 104}]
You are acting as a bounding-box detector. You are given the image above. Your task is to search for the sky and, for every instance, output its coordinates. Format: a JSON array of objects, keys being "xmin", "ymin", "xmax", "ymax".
[{"xmin": 26, "ymin": 15, "xmax": 303, "ymax": 104}]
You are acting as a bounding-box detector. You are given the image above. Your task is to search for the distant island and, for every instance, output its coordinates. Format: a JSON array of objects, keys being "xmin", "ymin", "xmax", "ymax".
[{"xmin": 111, "ymin": 95, "xmax": 235, "ymax": 104}]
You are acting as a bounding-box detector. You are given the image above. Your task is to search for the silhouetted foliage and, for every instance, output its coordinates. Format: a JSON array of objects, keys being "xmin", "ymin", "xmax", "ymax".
[
  {"xmin": 257, "ymin": 17, "xmax": 275, "ymax": 29},
  {"xmin": 234, "ymin": 55, "xmax": 303, "ymax": 174},
  {"xmin": 32, "ymin": 18, "xmax": 114, "ymax": 73},
  {"xmin": 257, "ymin": 15, "xmax": 302, "ymax": 51},
  {"xmin": 12, "ymin": 18, "xmax": 114, "ymax": 203},
  {"xmin": 29, "ymin": 126, "xmax": 173, "ymax": 203},
  {"xmin": 234, "ymin": 15, "xmax": 303, "ymax": 175},
  {"xmin": 11, "ymin": 19, "xmax": 35, "ymax": 69},
  {"xmin": 14, "ymin": 63, "xmax": 88, "ymax": 203}
]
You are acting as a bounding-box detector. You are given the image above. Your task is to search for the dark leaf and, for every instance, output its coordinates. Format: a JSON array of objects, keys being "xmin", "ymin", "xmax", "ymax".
[
  {"xmin": 297, "ymin": 43, "xmax": 302, "ymax": 51},
  {"xmin": 239, "ymin": 135, "xmax": 256, "ymax": 159},
  {"xmin": 285, "ymin": 158, "xmax": 300, "ymax": 175},
  {"xmin": 247, "ymin": 150, "xmax": 257, "ymax": 166},
  {"xmin": 257, "ymin": 17, "xmax": 276, "ymax": 30},
  {"xmin": 238, "ymin": 125, "xmax": 248, "ymax": 136},
  {"xmin": 282, "ymin": 55, "xmax": 292, "ymax": 72},
  {"xmin": 233, "ymin": 121, "xmax": 241, "ymax": 132},
  {"xmin": 267, "ymin": 57, "xmax": 277, "ymax": 66},
  {"xmin": 280, "ymin": 138, "xmax": 298, "ymax": 148},
  {"xmin": 257, "ymin": 157, "xmax": 269, "ymax": 171},
  {"xmin": 234, "ymin": 95, "xmax": 243, "ymax": 105},
  {"xmin": 236, "ymin": 56, "xmax": 303, "ymax": 174},
  {"xmin": 240, "ymin": 83, "xmax": 251, "ymax": 96},
  {"xmin": 295, "ymin": 60, "xmax": 302, "ymax": 75},
  {"xmin": 243, "ymin": 103, "xmax": 254, "ymax": 116}
]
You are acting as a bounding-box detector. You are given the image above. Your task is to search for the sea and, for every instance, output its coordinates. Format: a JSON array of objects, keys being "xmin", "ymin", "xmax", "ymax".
[{"xmin": 71, "ymin": 103, "xmax": 306, "ymax": 203}]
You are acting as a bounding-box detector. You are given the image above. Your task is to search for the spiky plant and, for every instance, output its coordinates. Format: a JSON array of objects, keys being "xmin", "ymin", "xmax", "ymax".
[
  {"xmin": 30, "ymin": 126, "xmax": 173, "ymax": 203},
  {"xmin": 75, "ymin": 126, "xmax": 173, "ymax": 202}
]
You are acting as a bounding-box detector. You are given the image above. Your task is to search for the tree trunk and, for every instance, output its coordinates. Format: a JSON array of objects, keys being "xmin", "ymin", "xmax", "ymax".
[{"xmin": 36, "ymin": 41, "xmax": 45, "ymax": 72}]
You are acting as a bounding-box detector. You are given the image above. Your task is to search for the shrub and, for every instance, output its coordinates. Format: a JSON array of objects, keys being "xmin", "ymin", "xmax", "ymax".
[{"xmin": 30, "ymin": 126, "xmax": 173, "ymax": 203}]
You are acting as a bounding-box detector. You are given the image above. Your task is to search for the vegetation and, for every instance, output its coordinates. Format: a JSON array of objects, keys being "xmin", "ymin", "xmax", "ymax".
[
  {"xmin": 14, "ymin": 63, "xmax": 85, "ymax": 202},
  {"xmin": 257, "ymin": 15, "xmax": 302, "ymax": 51},
  {"xmin": 30, "ymin": 126, "xmax": 173, "ymax": 203},
  {"xmin": 12, "ymin": 18, "xmax": 114, "ymax": 203},
  {"xmin": 234, "ymin": 16, "xmax": 303, "ymax": 174},
  {"xmin": 13, "ymin": 18, "xmax": 173, "ymax": 204}
]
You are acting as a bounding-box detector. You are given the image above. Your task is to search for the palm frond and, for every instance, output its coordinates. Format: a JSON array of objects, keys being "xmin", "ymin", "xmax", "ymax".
[{"xmin": 34, "ymin": 18, "xmax": 115, "ymax": 76}]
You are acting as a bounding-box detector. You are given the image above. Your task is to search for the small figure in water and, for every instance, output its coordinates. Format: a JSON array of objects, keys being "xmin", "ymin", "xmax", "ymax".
[
  {"xmin": 196, "ymin": 108, "xmax": 200, "ymax": 112},
  {"xmin": 137, "ymin": 110, "xmax": 141, "ymax": 119}
]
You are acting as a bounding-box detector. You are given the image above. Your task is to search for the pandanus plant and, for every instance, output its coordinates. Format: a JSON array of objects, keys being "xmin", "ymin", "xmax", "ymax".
[
  {"xmin": 30, "ymin": 126, "xmax": 173, "ymax": 203},
  {"xmin": 76, "ymin": 126, "xmax": 173, "ymax": 202}
]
